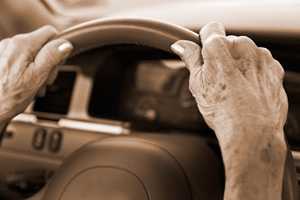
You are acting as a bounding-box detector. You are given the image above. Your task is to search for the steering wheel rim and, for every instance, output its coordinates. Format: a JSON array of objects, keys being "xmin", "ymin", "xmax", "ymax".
[
  {"xmin": 57, "ymin": 17, "xmax": 199, "ymax": 56},
  {"xmin": 37, "ymin": 18, "xmax": 297, "ymax": 200}
]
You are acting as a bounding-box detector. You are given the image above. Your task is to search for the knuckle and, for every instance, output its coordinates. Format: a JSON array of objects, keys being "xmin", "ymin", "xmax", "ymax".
[
  {"xmin": 9, "ymin": 37, "xmax": 30, "ymax": 53},
  {"xmin": 273, "ymin": 60, "xmax": 285, "ymax": 79},
  {"xmin": 236, "ymin": 36, "xmax": 258, "ymax": 52},
  {"xmin": 226, "ymin": 35, "xmax": 238, "ymax": 43},
  {"xmin": 237, "ymin": 36, "xmax": 255, "ymax": 45},
  {"xmin": 204, "ymin": 35, "xmax": 226, "ymax": 47},
  {"xmin": 258, "ymin": 47, "xmax": 273, "ymax": 58},
  {"xmin": 7, "ymin": 39, "xmax": 19, "ymax": 51},
  {"xmin": 8, "ymin": 36, "xmax": 33, "ymax": 59},
  {"xmin": 12, "ymin": 35, "xmax": 27, "ymax": 45},
  {"xmin": 42, "ymin": 25, "xmax": 57, "ymax": 34},
  {"xmin": 259, "ymin": 47, "xmax": 284, "ymax": 79}
]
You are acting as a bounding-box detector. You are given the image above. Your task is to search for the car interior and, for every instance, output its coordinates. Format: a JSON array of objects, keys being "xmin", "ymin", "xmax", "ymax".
[{"xmin": 0, "ymin": 0, "xmax": 300, "ymax": 200}]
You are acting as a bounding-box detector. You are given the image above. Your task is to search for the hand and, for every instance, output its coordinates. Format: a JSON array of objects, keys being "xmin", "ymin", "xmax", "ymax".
[
  {"xmin": 0, "ymin": 26, "xmax": 73, "ymax": 122},
  {"xmin": 171, "ymin": 22, "xmax": 287, "ymax": 140},
  {"xmin": 171, "ymin": 22, "xmax": 288, "ymax": 200}
]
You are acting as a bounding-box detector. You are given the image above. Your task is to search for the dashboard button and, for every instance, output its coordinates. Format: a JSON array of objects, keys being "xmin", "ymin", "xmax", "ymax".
[
  {"xmin": 32, "ymin": 128, "xmax": 47, "ymax": 150},
  {"xmin": 48, "ymin": 131, "xmax": 63, "ymax": 153}
]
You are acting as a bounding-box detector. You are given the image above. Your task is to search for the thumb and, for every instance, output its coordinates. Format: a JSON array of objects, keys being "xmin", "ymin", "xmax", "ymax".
[
  {"xmin": 171, "ymin": 40, "xmax": 202, "ymax": 72},
  {"xmin": 33, "ymin": 39, "xmax": 73, "ymax": 77}
]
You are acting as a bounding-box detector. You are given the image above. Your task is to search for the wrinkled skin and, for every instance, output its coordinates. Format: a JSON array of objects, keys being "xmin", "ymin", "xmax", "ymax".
[
  {"xmin": 0, "ymin": 26, "xmax": 73, "ymax": 125},
  {"xmin": 172, "ymin": 22, "xmax": 288, "ymax": 200}
]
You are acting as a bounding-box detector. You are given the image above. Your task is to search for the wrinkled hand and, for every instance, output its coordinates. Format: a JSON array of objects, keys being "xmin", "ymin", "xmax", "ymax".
[
  {"xmin": 0, "ymin": 26, "xmax": 73, "ymax": 121},
  {"xmin": 171, "ymin": 22, "xmax": 287, "ymax": 139},
  {"xmin": 171, "ymin": 22, "xmax": 288, "ymax": 200}
]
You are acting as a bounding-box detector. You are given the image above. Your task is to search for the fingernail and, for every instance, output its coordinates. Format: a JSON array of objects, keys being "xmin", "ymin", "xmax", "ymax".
[
  {"xmin": 171, "ymin": 43, "xmax": 185, "ymax": 55},
  {"xmin": 58, "ymin": 42, "xmax": 73, "ymax": 54}
]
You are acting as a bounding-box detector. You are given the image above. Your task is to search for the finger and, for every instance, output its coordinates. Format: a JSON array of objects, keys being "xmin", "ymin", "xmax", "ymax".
[
  {"xmin": 226, "ymin": 36, "xmax": 258, "ymax": 82},
  {"xmin": 201, "ymin": 35, "xmax": 234, "ymax": 75},
  {"xmin": 200, "ymin": 22, "xmax": 226, "ymax": 45},
  {"xmin": 258, "ymin": 47, "xmax": 273, "ymax": 60},
  {"xmin": 47, "ymin": 67, "xmax": 59, "ymax": 85},
  {"xmin": 226, "ymin": 36, "xmax": 257, "ymax": 59},
  {"xmin": 171, "ymin": 40, "xmax": 202, "ymax": 72},
  {"xmin": 200, "ymin": 22, "xmax": 234, "ymax": 72},
  {"xmin": 271, "ymin": 60, "xmax": 285, "ymax": 81},
  {"xmin": 258, "ymin": 47, "xmax": 276, "ymax": 66},
  {"xmin": 28, "ymin": 39, "xmax": 73, "ymax": 87},
  {"xmin": 20, "ymin": 25, "xmax": 58, "ymax": 55},
  {"xmin": 258, "ymin": 48, "xmax": 284, "ymax": 80}
]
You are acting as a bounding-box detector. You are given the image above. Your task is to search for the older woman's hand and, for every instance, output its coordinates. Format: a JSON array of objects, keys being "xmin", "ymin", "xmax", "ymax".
[
  {"xmin": 0, "ymin": 26, "xmax": 73, "ymax": 122},
  {"xmin": 171, "ymin": 22, "xmax": 288, "ymax": 200}
]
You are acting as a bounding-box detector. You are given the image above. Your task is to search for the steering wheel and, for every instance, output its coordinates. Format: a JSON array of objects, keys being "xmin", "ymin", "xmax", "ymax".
[{"xmin": 35, "ymin": 18, "xmax": 298, "ymax": 200}]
